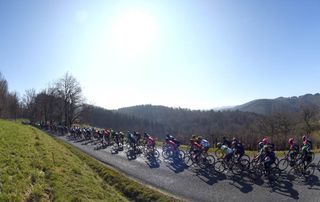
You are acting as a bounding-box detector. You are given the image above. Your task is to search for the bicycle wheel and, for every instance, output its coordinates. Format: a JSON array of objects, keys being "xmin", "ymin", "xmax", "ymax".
[
  {"xmin": 184, "ymin": 154, "xmax": 195, "ymax": 167},
  {"xmin": 250, "ymin": 165, "xmax": 263, "ymax": 180},
  {"xmin": 205, "ymin": 155, "xmax": 216, "ymax": 165},
  {"xmin": 242, "ymin": 154, "xmax": 251, "ymax": 162},
  {"xmin": 287, "ymin": 167, "xmax": 302, "ymax": 181},
  {"xmin": 214, "ymin": 159, "xmax": 226, "ymax": 173},
  {"xmin": 240, "ymin": 159, "xmax": 250, "ymax": 170},
  {"xmin": 231, "ymin": 161, "xmax": 243, "ymax": 175},
  {"xmin": 153, "ymin": 149, "xmax": 160, "ymax": 159},
  {"xmin": 268, "ymin": 167, "xmax": 281, "ymax": 181},
  {"xmin": 214, "ymin": 148, "xmax": 224, "ymax": 159},
  {"xmin": 198, "ymin": 154, "xmax": 214, "ymax": 169},
  {"xmin": 278, "ymin": 159, "xmax": 289, "ymax": 171},
  {"xmin": 162, "ymin": 149, "xmax": 172, "ymax": 159},
  {"xmin": 303, "ymin": 163, "xmax": 315, "ymax": 178}
]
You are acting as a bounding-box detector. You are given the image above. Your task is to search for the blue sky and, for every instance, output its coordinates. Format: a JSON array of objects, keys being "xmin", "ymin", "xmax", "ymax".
[{"xmin": 1, "ymin": 0, "xmax": 320, "ymax": 109}]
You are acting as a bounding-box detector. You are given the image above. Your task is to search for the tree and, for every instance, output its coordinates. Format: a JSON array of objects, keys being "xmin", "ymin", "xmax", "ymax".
[
  {"xmin": 6, "ymin": 92, "xmax": 19, "ymax": 119},
  {"xmin": 56, "ymin": 73, "xmax": 83, "ymax": 127},
  {"xmin": 300, "ymin": 104, "xmax": 319, "ymax": 135},
  {"xmin": 0, "ymin": 72, "xmax": 8, "ymax": 117},
  {"xmin": 22, "ymin": 89, "xmax": 37, "ymax": 121}
]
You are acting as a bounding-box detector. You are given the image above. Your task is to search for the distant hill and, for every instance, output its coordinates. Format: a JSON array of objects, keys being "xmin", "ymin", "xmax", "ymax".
[
  {"xmin": 115, "ymin": 104, "xmax": 263, "ymax": 144},
  {"xmin": 80, "ymin": 105, "xmax": 166, "ymax": 137},
  {"xmin": 232, "ymin": 93, "xmax": 320, "ymax": 116}
]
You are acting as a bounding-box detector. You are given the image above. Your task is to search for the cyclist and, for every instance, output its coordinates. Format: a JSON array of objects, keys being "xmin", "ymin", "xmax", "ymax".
[
  {"xmin": 288, "ymin": 138, "xmax": 299, "ymax": 164},
  {"xmin": 222, "ymin": 136, "xmax": 231, "ymax": 147},
  {"xmin": 144, "ymin": 132, "xmax": 156, "ymax": 149},
  {"xmin": 217, "ymin": 142, "xmax": 233, "ymax": 163},
  {"xmin": 257, "ymin": 137, "xmax": 276, "ymax": 172},
  {"xmin": 231, "ymin": 138, "xmax": 244, "ymax": 162},
  {"xmin": 119, "ymin": 131, "xmax": 125, "ymax": 145},
  {"xmin": 165, "ymin": 134, "xmax": 180, "ymax": 147},
  {"xmin": 127, "ymin": 131, "xmax": 137, "ymax": 150},
  {"xmin": 301, "ymin": 135, "xmax": 313, "ymax": 167},
  {"xmin": 199, "ymin": 136, "xmax": 210, "ymax": 154},
  {"xmin": 189, "ymin": 135, "xmax": 201, "ymax": 151},
  {"xmin": 133, "ymin": 131, "xmax": 141, "ymax": 145}
]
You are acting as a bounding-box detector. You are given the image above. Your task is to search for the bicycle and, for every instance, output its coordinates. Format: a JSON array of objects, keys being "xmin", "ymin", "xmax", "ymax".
[
  {"xmin": 249, "ymin": 160, "xmax": 281, "ymax": 181},
  {"xmin": 162, "ymin": 142, "xmax": 185, "ymax": 160},
  {"xmin": 287, "ymin": 159, "xmax": 316, "ymax": 181},
  {"xmin": 184, "ymin": 150, "xmax": 215, "ymax": 169},
  {"xmin": 142, "ymin": 145, "xmax": 160, "ymax": 159},
  {"xmin": 214, "ymin": 154, "xmax": 250, "ymax": 175},
  {"xmin": 277, "ymin": 151, "xmax": 297, "ymax": 171}
]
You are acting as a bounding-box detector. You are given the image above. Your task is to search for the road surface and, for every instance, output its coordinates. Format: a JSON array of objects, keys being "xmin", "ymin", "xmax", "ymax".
[{"xmin": 53, "ymin": 134, "xmax": 320, "ymax": 202}]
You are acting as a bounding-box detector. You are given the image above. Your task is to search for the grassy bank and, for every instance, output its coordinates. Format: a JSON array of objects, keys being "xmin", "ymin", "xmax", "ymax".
[{"xmin": 0, "ymin": 120, "xmax": 177, "ymax": 202}]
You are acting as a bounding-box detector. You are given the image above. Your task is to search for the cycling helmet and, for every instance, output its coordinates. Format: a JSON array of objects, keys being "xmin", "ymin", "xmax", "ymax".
[
  {"xmin": 302, "ymin": 135, "xmax": 306, "ymax": 141},
  {"xmin": 258, "ymin": 141, "xmax": 264, "ymax": 149},
  {"xmin": 144, "ymin": 132, "xmax": 149, "ymax": 138},
  {"xmin": 232, "ymin": 137, "xmax": 237, "ymax": 142},
  {"xmin": 217, "ymin": 142, "xmax": 222, "ymax": 148},
  {"xmin": 288, "ymin": 138, "xmax": 294, "ymax": 145},
  {"xmin": 262, "ymin": 137, "xmax": 269, "ymax": 145}
]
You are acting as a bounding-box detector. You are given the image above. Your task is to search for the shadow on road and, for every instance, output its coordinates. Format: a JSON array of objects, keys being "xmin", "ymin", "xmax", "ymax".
[
  {"xmin": 269, "ymin": 177, "xmax": 300, "ymax": 200},
  {"xmin": 227, "ymin": 172, "xmax": 254, "ymax": 193},
  {"xmin": 165, "ymin": 158, "xmax": 187, "ymax": 173},
  {"xmin": 145, "ymin": 156, "xmax": 161, "ymax": 169},
  {"xmin": 194, "ymin": 168, "xmax": 223, "ymax": 185},
  {"xmin": 306, "ymin": 175, "xmax": 320, "ymax": 190}
]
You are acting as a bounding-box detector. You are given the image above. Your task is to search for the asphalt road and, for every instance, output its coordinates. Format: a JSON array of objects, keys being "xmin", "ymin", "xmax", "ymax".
[{"xmin": 54, "ymin": 134, "xmax": 320, "ymax": 202}]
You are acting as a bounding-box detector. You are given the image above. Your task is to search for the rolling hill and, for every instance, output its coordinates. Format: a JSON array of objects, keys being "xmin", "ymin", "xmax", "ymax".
[{"xmin": 233, "ymin": 93, "xmax": 320, "ymax": 115}]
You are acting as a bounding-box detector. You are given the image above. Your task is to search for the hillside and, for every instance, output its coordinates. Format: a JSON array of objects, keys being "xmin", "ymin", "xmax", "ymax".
[
  {"xmin": 0, "ymin": 120, "xmax": 176, "ymax": 202},
  {"xmin": 115, "ymin": 104, "xmax": 263, "ymax": 145},
  {"xmin": 80, "ymin": 105, "xmax": 166, "ymax": 136},
  {"xmin": 233, "ymin": 93, "xmax": 320, "ymax": 115}
]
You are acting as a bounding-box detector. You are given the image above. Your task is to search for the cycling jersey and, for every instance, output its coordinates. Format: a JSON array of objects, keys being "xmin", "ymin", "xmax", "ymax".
[
  {"xmin": 290, "ymin": 143, "xmax": 299, "ymax": 152},
  {"xmin": 192, "ymin": 141, "xmax": 202, "ymax": 150},
  {"xmin": 146, "ymin": 136, "xmax": 155, "ymax": 147},
  {"xmin": 221, "ymin": 145, "xmax": 233, "ymax": 155}
]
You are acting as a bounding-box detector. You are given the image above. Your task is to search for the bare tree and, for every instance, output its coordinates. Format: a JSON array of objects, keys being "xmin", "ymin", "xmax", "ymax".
[
  {"xmin": 56, "ymin": 73, "xmax": 83, "ymax": 127},
  {"xmin": 7, "ymin": 92, "xmax": 19, "ymax": 119},
  {"xmin": 22, "ymin": 89, "xmax": 37, "ymax": 121},
  {"xmin": 300, "ymin": 104, "xmax": 319, "ymax": 135},
  {"xmin": 0, "ymin": 72, "xmax": 8, "ymax": 117}
]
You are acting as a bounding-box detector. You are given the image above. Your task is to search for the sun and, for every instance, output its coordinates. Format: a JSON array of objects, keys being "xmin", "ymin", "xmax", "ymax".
[{"xmin": 110, "ymin": 9, "xmax": 157, "ymax": 57}]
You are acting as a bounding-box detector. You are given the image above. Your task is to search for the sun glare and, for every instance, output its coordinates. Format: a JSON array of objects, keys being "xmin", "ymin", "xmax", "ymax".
[{"xmin": 110, "ymin": 9, "xmax": 157, "ymax": 57}]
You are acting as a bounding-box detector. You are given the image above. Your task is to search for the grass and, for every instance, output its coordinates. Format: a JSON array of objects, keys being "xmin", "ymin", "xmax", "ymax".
[{"xmin": 0, "ymin": 120, "xmax": 178, "ymax": 202}]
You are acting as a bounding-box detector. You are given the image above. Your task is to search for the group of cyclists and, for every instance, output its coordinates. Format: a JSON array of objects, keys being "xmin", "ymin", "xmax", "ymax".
[
  {"xmin": 68, "ymin": 126, "xmax": 158, "ymax": 156},
  {"xmin": 37, "ymin": 122, "xmax": 319, "ymax": 180},
  {"xmin": 213, "ymin": 135, "xmax": 316, "ymax": 178}
]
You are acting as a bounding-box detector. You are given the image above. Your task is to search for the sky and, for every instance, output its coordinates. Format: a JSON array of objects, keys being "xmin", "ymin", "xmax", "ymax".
[{"xmin": 0, "ymin": 0, "xmax": 320, "ymax": 110}]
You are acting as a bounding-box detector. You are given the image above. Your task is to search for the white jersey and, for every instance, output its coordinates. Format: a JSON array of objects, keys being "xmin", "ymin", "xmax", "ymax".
[{"xmin": 221, "ymin": 145, "xmax": 233, "ymax": 155}]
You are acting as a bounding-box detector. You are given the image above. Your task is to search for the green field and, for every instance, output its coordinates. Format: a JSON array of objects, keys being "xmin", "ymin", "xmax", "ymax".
[{"xmin": 0, "ymin": 120, "xmax": 177, "ymax": 202}]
